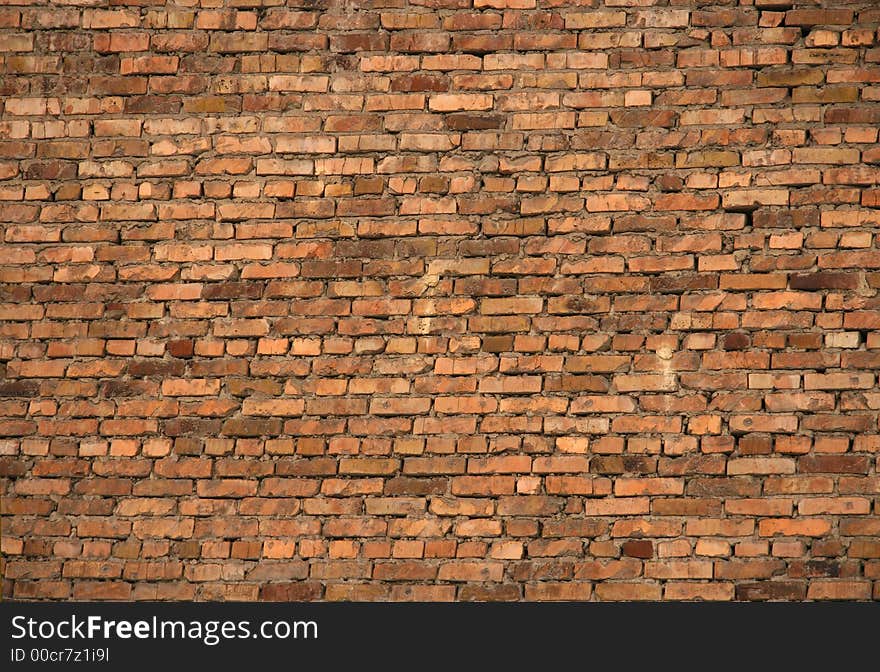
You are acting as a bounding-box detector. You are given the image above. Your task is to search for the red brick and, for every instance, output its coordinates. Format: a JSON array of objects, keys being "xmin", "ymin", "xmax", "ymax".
[{"xmin": 6, "ymin": 3, "xmax": 879, "ymax": 605}]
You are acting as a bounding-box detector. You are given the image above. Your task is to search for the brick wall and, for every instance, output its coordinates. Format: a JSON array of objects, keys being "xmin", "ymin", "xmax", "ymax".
[{"xmin": 2, "ymin": 0, "xmax": 880, "ymax": 602}]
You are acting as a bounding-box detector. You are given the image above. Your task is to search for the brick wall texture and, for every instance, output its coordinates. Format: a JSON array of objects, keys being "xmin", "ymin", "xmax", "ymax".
[{"xmin": 2, "ymin": 0, "xmax": 880, "ymax": 603}]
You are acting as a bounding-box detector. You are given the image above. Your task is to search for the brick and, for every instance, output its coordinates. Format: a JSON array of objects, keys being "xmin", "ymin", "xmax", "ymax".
[
  {"xmin": 5, "ymin": 1, "xmax": 879, "ymax": 605},
  {"xmin": 758, "ymin": 519, "xmax": 832, "ymax": 537},
  {"xmin": 806, "ymin": 581, "xmax": 872, "ymax": 600},
  {"xmin": 784, "ymin": 10, "xmax": 854, "ymax": 27},
  {"xmin": 595, "ymin": 583, "xmax": 662, "ymax": 601},
  {"xmin": 564, "ymin": 12, "xmax": 626, "ymax": 29},
  {"xmin": 804, "ymin": 373, "xmax": 873, "ymax": 390}
]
